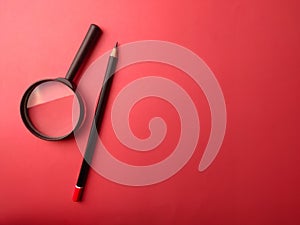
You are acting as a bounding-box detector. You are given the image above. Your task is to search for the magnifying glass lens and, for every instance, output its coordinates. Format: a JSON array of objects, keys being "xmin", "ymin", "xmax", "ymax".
[{"xmin": 26, "ymin": 81, "xmax": 81, "ymax": 138}]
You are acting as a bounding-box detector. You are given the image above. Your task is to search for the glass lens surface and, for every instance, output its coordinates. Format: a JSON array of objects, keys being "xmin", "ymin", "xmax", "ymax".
[{"xmin": 26, "ymin": 81, "xmax": 81, "ymax": 138}]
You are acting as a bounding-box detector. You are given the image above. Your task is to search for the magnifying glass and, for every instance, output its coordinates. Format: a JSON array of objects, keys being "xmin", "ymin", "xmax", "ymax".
[{"xmin": 20, "ymin": 24, "xmax": 102, "ymax": 141}]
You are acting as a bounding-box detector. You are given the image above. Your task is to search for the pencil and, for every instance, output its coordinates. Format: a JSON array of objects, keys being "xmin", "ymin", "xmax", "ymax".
[{"xmin": 72, "ymin": 42, "xmax": 119, "ymax": 202}]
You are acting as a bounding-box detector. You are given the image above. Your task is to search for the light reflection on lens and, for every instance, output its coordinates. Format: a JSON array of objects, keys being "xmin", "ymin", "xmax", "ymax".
[{"xmin": 26, "ymin": 81, "xmax": 81, "ymax": 138}]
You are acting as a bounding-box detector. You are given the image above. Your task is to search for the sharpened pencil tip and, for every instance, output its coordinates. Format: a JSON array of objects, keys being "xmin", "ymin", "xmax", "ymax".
[{"xmin": 115, "ymin": 42, "xmax": 118, "ymax": 47}]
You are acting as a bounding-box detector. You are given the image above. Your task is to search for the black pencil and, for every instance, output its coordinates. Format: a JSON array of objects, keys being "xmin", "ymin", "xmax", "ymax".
[{"xmin": 72, "ymin": 42, "xmax": 118, "ymax": 202}]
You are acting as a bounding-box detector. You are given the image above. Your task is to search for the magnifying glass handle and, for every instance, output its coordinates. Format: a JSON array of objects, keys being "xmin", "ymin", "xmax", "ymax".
[{"xmin": 65, "ymin": 24, "xmax": 102, "ymax": 81}]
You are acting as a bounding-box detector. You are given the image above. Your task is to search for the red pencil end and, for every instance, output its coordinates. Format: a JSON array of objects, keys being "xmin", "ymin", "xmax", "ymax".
[{"xmin": 72, "ymin": 185, "xmax": 83, "ymax": 202}]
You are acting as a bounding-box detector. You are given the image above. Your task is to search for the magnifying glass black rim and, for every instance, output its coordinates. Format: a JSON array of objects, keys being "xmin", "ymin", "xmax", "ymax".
[{"xmin": 20, "ymin": 78, "xmax": 85, "ymax": 141}]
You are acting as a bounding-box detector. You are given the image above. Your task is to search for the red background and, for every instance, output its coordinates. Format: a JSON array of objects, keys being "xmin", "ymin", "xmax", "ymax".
[{"xmin": 0, "ymin": 0, "xmax": 300, "ymax": 224}]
